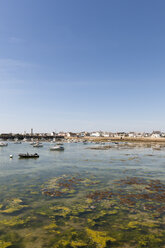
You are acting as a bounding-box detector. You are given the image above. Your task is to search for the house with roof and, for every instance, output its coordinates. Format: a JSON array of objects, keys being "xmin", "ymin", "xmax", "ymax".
[{"xmin": 151, "ymin": 131, "xmax": 161, "ymax": 138}]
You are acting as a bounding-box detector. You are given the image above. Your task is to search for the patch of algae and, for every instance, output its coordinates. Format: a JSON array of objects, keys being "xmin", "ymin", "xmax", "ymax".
[
  {"xmin": 70, "ymin": 240, "xmax": 87, "ymax": 247},
  {"xmin": 0, "ymin": 216, "xmax": 35, "ymax": 227},
  {"xmin": 53, "ymin": 238, "xmax": 87, "ymax": 247},
  {"xmin": 123, "ymin": 216, "xmax": 159, "ymax": 230},
  {"xmin": 86, "ymin": 198, "xmax": 93, "ymax": 204},
  {"xmin": 86, "ymin": 228, "xmax": 116, "ymax": 248},
  {"xmin": 0, "ymin": 198, "xmax": 28, "ymax": 214},
  {"xmin": 0, "ymin": 240, "xmax": 12, "ymax": 248},
  {"xmin": 44, "ymin": 222, "xmax": 57, "ymax": 229},
  {"xmin": 42, "ymin": 174, "xmax": 100, "ymax": 198},
  {"xmin": 71, "ymin": 204, "xmax": 89, "ymax": 216},
  {"xmin": 0, "ymin": 217, "xmax": 26, "ymax": 226},
  {"xmin": 53, "ymin": 240, "xmax": 70, "ymax": 247},
  {"xmin": 50, "ymin": 230, "xmax": 88, "ymax": 248},
  {"xmin": 87, "ymin": 218, "xmax": 96, "ymax": 226},
  {"xmin": 108, "ymin": 210, "xmax": 118, "ymax": 215},
  {"xmin": 94, "ymin": 210, "xmax": 107, "ymax": 219},
  {"xmin": 43, "ymin": 222, "xmax": 58, "ymax": 231},
  {"xmin": 127, "ymin": 221, "xmax": 142, "ymax": 229},
  {"xmin": 137, "ymin": 234, "xmax": 163, "ymax": 248},
  {"xmin": 50, "ymin": 206, "xmax": 71, "ymax": 217}
]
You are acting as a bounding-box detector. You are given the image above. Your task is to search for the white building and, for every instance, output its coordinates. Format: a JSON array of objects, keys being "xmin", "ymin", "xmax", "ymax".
[
  {"xmin": 90, "ymin": 132, "xmax": 101, "ymax": 137},
  {"xmin": 151, "ymin": 131, "xmax": 161, "ymax": 138},
  {"xmin": 151, "ymin": 133, "xmax": 161, "ymax": 138},
  {"xmin": 128, "ymin": 132, "xmax": 136, "ymax": 138},
  {"xmin": 102, "ymin": 132, "xmax": 110, "ymax": 137}
]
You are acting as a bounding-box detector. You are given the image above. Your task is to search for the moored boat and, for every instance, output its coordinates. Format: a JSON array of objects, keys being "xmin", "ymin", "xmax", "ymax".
[
  {"xmin": 18, "ymin": 153, "xmax": 39, "ymax": 158},
  {"xmin": 50, "ymin": 145, "xmax": 64, "ymax": 151},
  {"xmin": 33, "ymin": 143, "xmax": 43, "ymax": 147},
  {"xmin": 30, "ymin": 142, "xmax": 36, "ymax": 145},
  {"xmin": 0, "ymin": 142, "xmax": 8, "ymax": 147}
]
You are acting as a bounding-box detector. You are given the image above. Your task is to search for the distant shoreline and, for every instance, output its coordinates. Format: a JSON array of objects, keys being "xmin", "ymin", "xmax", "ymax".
[
  {"xmin": 83, "ymin": 136, "xmax": 165, "ymax": 143},
  {"xmin": 2, "ymin": 134, "xmax": 165, "ymax": 143}
]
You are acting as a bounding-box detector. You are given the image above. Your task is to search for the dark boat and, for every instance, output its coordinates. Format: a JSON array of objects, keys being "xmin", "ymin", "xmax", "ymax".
[{"xmin": 18, "ymin": 153, "xmax": 39, "ymax": 158}]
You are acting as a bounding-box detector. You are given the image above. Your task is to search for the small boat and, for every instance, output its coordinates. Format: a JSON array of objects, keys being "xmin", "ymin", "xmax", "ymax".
[
  {"xmin": 50, "ymin": 145, "xmax": 64, "ymax": 151},
  {"xmin": 18, "ymin": 153, "xmax": 39, "ymax": 158},
  {"xmin": 56, "ymin": 142, "xmax": 63, "ymax": 145},
  {"xmin": 0, "ymin": 142, "xmax": 8, "ymax": 147},
  {"xmin": 33, "ymin": 143, "xmax": 43, "ymax": 147},
  {"xmin": 30, "ymin": 142, "xmax": 36, "ymax": 145}
]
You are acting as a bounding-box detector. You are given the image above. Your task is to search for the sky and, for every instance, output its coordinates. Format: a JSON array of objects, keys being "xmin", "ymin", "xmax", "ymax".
[{"xmin": 0, "ymin": 0, "xmax": 165, "ymax": 133}]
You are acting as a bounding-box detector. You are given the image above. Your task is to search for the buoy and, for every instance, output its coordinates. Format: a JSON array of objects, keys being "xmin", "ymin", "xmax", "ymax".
[{"xmin": 10, "ymin": 155, "xmax": 13, "ymax": 158}]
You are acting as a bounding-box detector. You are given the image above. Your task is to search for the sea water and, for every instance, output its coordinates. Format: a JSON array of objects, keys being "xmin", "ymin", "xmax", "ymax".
[{"xmin": 0, "ymin": 142, "xmax": 165, "ymax": 247}]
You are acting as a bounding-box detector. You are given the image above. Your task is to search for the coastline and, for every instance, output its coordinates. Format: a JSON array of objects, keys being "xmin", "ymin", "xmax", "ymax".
[{"xmin": 82, "ymin": 136, "xmax": 165, "ymax": 143}]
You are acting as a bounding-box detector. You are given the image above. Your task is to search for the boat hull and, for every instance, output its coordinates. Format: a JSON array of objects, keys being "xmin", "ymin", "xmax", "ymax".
[
  {"xmin": 50, "ymin": 146, "xmax": 64, "ymax": 151},
  {"xmin": 18, "ymin": 153, "xmax": 39, "ymax": 158}
]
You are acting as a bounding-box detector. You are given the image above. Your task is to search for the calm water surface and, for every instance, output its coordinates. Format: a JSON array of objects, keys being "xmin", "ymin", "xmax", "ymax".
[{"xmin": 0, "ymin": 142, "xmax": 165, "ymax": 248}]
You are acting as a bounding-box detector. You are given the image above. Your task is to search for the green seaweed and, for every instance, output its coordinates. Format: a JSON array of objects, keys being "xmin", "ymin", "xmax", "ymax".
[{"xmin": 0, "ymin": 240, "xmax": 12, "ymax": 248}]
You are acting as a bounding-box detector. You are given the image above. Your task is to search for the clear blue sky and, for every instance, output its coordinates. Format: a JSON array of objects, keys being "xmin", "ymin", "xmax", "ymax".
[{"xmin": 0, "ymin": 0, "xmax": 165, "ymax": 133}]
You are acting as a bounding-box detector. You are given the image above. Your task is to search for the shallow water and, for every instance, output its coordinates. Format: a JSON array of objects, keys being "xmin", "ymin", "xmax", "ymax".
[{"xmin": 0, "ymin": 142, "xmax": 165, "ymax": 247}]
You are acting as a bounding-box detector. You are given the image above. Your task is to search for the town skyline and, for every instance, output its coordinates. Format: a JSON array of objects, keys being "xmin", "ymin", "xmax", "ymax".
[{"xmin": 1, "ymin": 129, "xmax": 165, "ymax": 138}]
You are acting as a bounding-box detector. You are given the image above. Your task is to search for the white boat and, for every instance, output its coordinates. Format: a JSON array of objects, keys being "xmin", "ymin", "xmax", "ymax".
[
  {"xmin": 30, "ymin": 142, "xmax": 36, "ymax": 145},
  {"xmin": 33, "ymin": 143, "xmax": 43, "ymax": 147},
  {"xmin": 50, "ymin": 145, "xmax": 64, "ymax": 151},
  {"xmin": 0, "ymin": 142, "xmax": 8, "ymax": 147}
]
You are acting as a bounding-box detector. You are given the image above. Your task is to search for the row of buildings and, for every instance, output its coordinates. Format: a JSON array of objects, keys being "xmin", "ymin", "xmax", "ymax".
[
  {"xmin": 1, "ymin": 130, "xmax": 165, "ymax": 140},
  {"xmin": 61, "ymin": 131, "xmax": 165, "ymax": 138}
]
